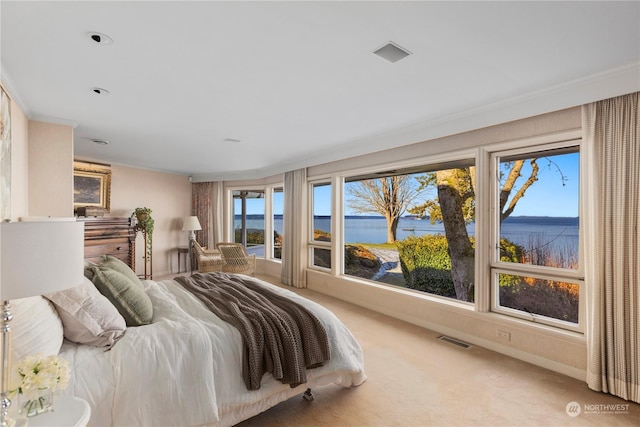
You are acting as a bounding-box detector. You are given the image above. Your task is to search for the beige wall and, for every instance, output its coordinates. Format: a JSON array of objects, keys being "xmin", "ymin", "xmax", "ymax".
[
  {"xmin": 28, "ymin": 121, "xmax": 75, "ymax": 216},
  {"xmin": 9, "ymin": 95, "xmax": 28, "ymax": 219},
  {"xmin": 308, "ymin": 107, "xmax": 581, "ymax": 177},
  {"xmin": 106, "ymin": 163, "xmax": 192, "ymax": 277}
]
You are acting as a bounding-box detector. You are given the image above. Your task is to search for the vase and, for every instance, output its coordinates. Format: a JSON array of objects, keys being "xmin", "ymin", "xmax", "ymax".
[{"xmin": 18, "ymin": 387, "xmax": 53, "ymax": 417}]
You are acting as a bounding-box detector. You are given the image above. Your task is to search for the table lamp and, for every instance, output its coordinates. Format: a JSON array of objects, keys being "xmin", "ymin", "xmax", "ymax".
[
  {"xmin": 181, "ymin": 216, "xmax": 202, "ymax": 274},
  {"xmin": 0, "ymin": 219, "xmax": 85, "ymax": 427}
]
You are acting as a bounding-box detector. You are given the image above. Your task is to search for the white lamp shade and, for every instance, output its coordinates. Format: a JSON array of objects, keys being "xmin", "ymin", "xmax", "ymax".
[
  {"xmin": 1, "ymin": 220, "xmax": 85, "ymax": 301},
  {"xmin": 182, "ymin": 216, "xmax": 202, "ymax": 231}
]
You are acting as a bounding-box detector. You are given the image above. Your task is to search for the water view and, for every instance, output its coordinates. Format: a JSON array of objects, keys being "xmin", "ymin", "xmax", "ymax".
[{"xmin": 234, "ymin": 215, "xmax": 579, "ymax": 253}]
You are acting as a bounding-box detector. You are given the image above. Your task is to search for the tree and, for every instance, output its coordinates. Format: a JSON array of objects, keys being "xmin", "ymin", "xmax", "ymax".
[
  {"xmin": 409, "ymin": 168, "xmax": 476, "ymax": 301},
  {"xmin": 409, "ymin": 160, "xmax": 544, "ymax": 302},
  {"xmin": 346, "ymin": 176, "xmax": 422, "ymax": 243}
]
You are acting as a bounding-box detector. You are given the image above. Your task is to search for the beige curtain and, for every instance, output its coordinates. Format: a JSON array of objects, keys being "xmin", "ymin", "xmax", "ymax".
[
  {"xmin": 211, "ymin": 181, "xmax": 224, "ymax": 247},
  {"xmin": 281, "ymin": 168, "xmax": 308, "ymax": 288},
  {"xmin": 583, "ymin": 91, "xmax": 639, "ymax": 403}
]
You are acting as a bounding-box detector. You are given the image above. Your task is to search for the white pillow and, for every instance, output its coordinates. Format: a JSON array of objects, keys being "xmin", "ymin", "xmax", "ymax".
[
  {"xmin": 45, "ymin": 277, "xmax": 126, "ymax": 349},
  {"xmin": 10, "ymin": 296, "xmax": 64, "ymax": 361}
]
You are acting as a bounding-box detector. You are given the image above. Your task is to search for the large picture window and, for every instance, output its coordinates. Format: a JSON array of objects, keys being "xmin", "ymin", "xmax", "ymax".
[
  {"xmin": 343, "ymin": 160, "xmax": 476, "ymax": 303},
  {"xmin": 491, "ymin": 143, "xmax": 583, "ymax": 330}
]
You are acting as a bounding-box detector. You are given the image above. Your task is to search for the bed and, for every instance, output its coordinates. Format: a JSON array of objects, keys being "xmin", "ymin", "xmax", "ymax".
[{"xmin": 11, "ymin": 255, "xmax": 366, "ymax": 427}]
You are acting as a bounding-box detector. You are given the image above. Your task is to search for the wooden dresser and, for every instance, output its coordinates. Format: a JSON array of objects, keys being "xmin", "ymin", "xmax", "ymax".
[{"xmin": 78, "ymin": 216, "xmax": 136, "ymax": 270}]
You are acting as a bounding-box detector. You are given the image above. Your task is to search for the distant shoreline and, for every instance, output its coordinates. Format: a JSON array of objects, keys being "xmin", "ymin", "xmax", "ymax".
[{"xmin": 239, "ymin": 214, "xmax": 579, "ymax": 223}]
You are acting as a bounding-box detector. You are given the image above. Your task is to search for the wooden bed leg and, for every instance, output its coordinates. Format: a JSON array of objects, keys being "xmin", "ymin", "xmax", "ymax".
[{"xmin": 303, "ymin": 388, "xmax": 314, "ymax": 401}]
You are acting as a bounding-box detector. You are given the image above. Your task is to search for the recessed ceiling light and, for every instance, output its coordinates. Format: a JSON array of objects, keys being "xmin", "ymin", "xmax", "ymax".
[
  {"xmin": 91, "ymin": 87, "xmax": 110, "ymax": 95},
  {"xmin": 88, "ymin": 32, "xmax": 113, "ymax": 45},
  {"xmin": 373, "ymin": 42, "xmax": 412, "ymax": 63},
  {"xmin": 223, "ymin": 138, "xmax": 241, "ymax": 143},
  {"xmin": 91, "ymin": 139, "xmax": 110, "ymax": 145}
]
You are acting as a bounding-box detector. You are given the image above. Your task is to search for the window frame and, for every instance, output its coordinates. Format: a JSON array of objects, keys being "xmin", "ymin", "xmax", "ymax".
[
  {"xmin": 340, "ymin": 156, "xmax": 478, "ymax": 303},
  {"xmin": 489, "ymin": 139, "xmax": 585, "ymax": 332},
  {"xmin": 269, "ymin": 186, "xmax": 283, "ymax": 261},
  {"xmin": 226, "ymin": 184, "xmax": 284, "ymax": 260},
  {"xmin": 309, "ymin": 180, "xmax": 332, "ymax": 272}
]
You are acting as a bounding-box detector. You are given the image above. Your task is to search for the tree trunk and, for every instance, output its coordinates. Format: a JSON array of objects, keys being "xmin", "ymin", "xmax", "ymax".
[
  {"xmin": 436, "ymin": 170, "xmax": 475, "ymax": 302},
  {"xmin": 385, "ymin": 214, "xmax": 399, "ymax": 243}
]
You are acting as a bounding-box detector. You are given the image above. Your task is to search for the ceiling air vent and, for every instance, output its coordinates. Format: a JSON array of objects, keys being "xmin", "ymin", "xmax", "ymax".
[{"xmin": 373, "ymin": 42, "xmax": 411, "ymax": 63}]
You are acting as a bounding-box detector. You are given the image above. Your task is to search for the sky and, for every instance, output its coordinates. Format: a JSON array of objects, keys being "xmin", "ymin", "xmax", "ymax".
[
  {"xmin": 317, "ymin": 152, "xmax": 579, "ymax": 217},
  {"xmin": 238, "ymin": 152, "xmax": 580, "ymax": 218}
]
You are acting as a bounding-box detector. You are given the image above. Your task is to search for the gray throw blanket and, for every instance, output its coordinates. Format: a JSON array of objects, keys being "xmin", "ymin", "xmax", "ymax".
[{"xmin": 175, "ymin": 272, "xmax": 330, "ymax": 390}]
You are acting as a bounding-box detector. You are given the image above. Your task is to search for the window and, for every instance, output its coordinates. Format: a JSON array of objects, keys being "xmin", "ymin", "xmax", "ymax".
[
  {"xmin": 272, "ymin": 187, "xmax": 283, "ymax": 260},
  {"xmin": 491, "ymin": 143, "xmax": 583, "ymax": 330},
  {"xmin": 343, "ymin": 160, "xmax": 476, "ymax": 303},
  {"xmin": 310, "ymin": 182, "xmax": 331, "ymax": 269},
  {"xmin": 232, "ymin": 190, "xmax": 265, "ymax": 258}
]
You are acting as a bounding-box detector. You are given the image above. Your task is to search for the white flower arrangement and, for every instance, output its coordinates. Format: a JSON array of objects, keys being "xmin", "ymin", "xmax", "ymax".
[{"xmin": 11, "ymin": 353, "xmax": 70, "ymax": 400}]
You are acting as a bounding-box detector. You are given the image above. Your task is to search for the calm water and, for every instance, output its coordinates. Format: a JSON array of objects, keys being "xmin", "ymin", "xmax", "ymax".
[{"xmin": 235, "ymin": 215, "xmax": 579, "ymax": 252}]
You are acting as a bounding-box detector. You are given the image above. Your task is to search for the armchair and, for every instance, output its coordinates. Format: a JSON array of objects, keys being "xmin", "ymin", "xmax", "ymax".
[
  {"xmin": 216, "ymin": 242, "xmax": 256, "ymax": 276},
  {"xmin": 192, "ymin": 240, "xmax": 224, "ymax": 272}
]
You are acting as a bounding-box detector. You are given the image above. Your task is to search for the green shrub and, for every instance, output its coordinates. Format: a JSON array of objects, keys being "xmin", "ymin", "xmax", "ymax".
[
  {"xmin": 397, "ymin": 235, "xmax": 455, "ymax": 297},
  {"xmin": 273, "ymin": 230, "xmax": 282, "ymax": 258},
  {"xmin": 233, "ymin": 228, "xmax": 264, "ymax": 245},
  {"xmin": 397, "ymin": 234, "xmax": 522, "ymax": 297}
]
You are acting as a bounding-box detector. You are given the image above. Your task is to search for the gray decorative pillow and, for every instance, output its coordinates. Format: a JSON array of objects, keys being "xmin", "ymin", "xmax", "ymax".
[
  {"xmin": 45, "ymin": 277, "xmax": 126, "ymax": 348},
  {"xmin": 90, "ymin": 266, "xmax": 153, "ymax": 327},
  {"xmin": 99, "ymin": 255, "xmax": 143, "ymax": 287}
]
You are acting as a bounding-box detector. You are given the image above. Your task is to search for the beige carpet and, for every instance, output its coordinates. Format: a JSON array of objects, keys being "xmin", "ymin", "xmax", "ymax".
[{"xmin": 234, "ymin": 278, "xmax": 639, "ymax": 427}]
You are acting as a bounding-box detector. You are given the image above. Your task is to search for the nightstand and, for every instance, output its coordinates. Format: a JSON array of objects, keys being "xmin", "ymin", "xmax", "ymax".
[
  {"xmin": 176, "ymin": 246, "xmax": 189, "ymax": 273},
  {"xmin": 18, "ymin": 396, "xmax": 91, "ymax": 427}
]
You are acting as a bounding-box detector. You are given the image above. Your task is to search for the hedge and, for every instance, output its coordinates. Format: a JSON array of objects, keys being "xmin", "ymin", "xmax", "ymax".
[{"xmin": 397, "ymin": 234, "xmax": 522, "ymax": 298}]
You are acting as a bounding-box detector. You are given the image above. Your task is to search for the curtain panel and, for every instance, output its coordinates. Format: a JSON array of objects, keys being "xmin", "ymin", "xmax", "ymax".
[
  {"xmin": 583, "ymin": 91, "xmax": 639, "ymax": 403},
  {"xmin": 192, "ymin": 182, "xmax": 213, "ymax": 248},
  {"xmin": 281, "ymin": 168, "xmax": 308, "ymax": 288},
  {"xmin": 211, "ymin": 181, "xmax": 224, "ymax": 246}
]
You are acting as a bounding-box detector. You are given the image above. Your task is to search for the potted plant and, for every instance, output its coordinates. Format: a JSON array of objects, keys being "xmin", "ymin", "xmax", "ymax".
[{"xmin": 132, "ymin": 207, "xmax": 154, "ymax": 259}]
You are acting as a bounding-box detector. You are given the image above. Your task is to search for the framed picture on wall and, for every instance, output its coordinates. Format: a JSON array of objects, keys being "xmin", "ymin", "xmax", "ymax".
[{"xmin": 73, "ymin": 166, "xmax": 111, "ymax": 212}]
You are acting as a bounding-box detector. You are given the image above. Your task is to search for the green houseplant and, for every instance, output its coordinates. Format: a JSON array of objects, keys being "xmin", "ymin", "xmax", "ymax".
[{"xmin": 132, "ymin": 207, "xmax": 154, "ymax": 259}]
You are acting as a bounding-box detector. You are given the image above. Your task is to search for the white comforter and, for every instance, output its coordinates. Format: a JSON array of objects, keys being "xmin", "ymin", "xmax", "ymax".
[{"xmin": 59, "ymin": 277, "xmax": 366, "ymax": 427}]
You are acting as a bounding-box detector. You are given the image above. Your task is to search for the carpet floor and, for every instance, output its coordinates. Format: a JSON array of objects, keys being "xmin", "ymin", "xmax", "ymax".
[{"xmin": 234, "ymin": 279, "xmax": 639, "ymax": 427}]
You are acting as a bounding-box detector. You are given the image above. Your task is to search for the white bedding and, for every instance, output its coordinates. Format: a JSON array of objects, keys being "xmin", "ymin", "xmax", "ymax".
[{"xmin": 58, "ymin": 277, "xmax": 366, "ymax": 427}]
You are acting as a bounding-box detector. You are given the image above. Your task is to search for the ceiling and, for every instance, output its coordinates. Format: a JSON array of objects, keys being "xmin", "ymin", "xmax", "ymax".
[{"xmin": 2, "ymin": 1, "xmax": 639, "ymax": 180}]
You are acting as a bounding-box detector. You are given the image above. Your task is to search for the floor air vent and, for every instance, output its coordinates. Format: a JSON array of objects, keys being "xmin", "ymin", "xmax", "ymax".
[{"xmin": 437, "ymin": 335, "xmax": 471, "ymax": 349}]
